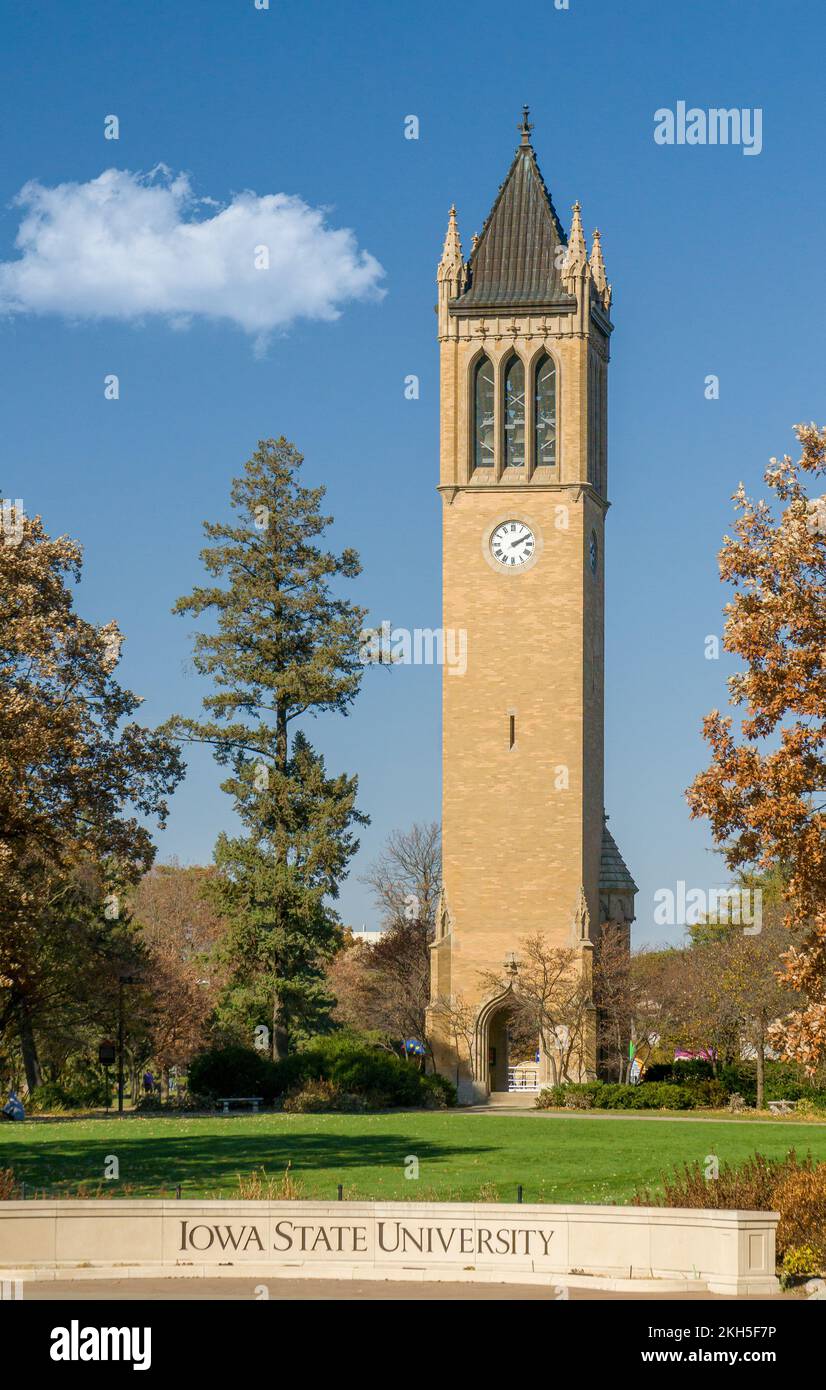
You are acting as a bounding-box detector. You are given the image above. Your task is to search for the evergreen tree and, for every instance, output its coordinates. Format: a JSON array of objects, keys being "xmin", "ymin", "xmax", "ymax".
[{"xmin": 166, "ymin": 438, "xmax": 367, "ymax": 1056}]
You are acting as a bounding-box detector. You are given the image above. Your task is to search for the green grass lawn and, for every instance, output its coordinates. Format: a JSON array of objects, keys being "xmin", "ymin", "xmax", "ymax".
[{"xmin": 3, "ymin": 1110, "xmax": 826, "ymax": 1204}]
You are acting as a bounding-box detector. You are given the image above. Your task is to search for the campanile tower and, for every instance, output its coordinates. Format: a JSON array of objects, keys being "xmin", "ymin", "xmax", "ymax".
[{"xmin": 428, "ymin": 111, "xmax": 636, "ymax": 1101}]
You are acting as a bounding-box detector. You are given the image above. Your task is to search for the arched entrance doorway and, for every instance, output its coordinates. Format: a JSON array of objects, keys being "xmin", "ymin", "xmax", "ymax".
[
  {"xmin": 473, "ymin": 988, "xmax": 514, "ymax": 1094},
  {"xmin": 472, "ymin": 988, "xmax": 540, "ymax": 1095}
]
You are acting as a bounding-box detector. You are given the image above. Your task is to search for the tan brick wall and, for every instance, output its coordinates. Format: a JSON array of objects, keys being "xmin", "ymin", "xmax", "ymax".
[{"xmin": 429, "ymin": 298, "xmax": 610, "ymax": 1091}]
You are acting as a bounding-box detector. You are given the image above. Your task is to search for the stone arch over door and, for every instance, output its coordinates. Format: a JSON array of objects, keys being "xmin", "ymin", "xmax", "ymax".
[{"xmin": 473, "ymin": 986, "xmax": 516, "ymax": 1093}]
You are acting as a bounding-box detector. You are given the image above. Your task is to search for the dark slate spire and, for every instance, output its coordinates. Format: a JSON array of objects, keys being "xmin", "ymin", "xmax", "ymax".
[
  {"xmin": 599, "ymin": 817, "xmax": 639, "ymax": 895},
  {"xmin": 452, "ymin": 109, "xmax": 574, "ymax": 311}
]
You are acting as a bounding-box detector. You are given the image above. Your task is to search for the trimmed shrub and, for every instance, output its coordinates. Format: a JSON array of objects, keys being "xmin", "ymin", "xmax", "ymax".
[
  {"xmin": 687, "ymin": 1079, "xmax": 729, "ymax": 1108},
  {"xmin": 164, "ymin": 1091, "xmax": 208, "ymax": 1112},
  {"xmin": 634, "ymin": 1066, "xmax": 731, "ymax": 1110},
  {"xmin": 644, "ymin": 1060, "xmax": 715, "ymax": 1085},
  {"xmin": 536, "ymin": 1084, "xmax": 567, "ymax": 1109},
  {"xmin": 292, "ymin": 1035, "xmax": 449, "ymax": 1109},
  {"xmin": 269, "ymin": 1053, "xmax": 314, "ymax": 1097},
  {"xmin": 327, "ymin": 1049, "xmax": 422, "ymax": 1106},
  {"xmin": 28, "ymin": 1073, "xmax": 108, "ymax": 1113},
  {"xmin": 187, "ymin": 1036, "xmax": 454, "ymax": 1111},
  {"xmin": 27, "ymin": 1082, "xmax": 71, "ymax": 1113},
  {"xmin": 282, "ymin": 1080, "xmax": 366, "ymax": 1114},
  {"xmin": 639, "ymin": 1060, "xmax": 826, "ymax": 1109},
  {"xmin": 599, "ymin": 1082, "xmax": 694, "ymax": 1110},
  {"xmin": 134, "ymin": 1091, "xmax": 206, "ymax": 1113},
  {"xmin": 564, "ymin": 1089, "xmax": 594, "ymax": 1110},
  {"xmin": 536, "ymin": 1082, "xmax": 603, "ymax": 1109},
  {"xmin": 134, "ymin": 1094, "xmax": 163, "ymax": 1112},
  {"xmin": 717, "ymin": 1061, "xmax": 826, "ymax": 1107},
  {"xmin": 536, "ymin": 1080, "xmax": 695, "ymax": 1111},
  {"xmin": 420, "ymin": 1073, "xmax": 458, "ymax": 1108},
  {"xmin": 187, "ymin": 1045, "xmax": 277, "ymax": 1102}
]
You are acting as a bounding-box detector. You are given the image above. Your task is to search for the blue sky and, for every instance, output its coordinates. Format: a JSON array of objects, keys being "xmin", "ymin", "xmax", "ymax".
[{"xmin": 2, "ymin": 0, "xmax": 823, "ymax": 944}]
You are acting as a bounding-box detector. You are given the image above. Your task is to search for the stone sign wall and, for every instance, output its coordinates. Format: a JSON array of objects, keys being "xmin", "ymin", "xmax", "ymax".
[{"xmin": 0, "ymin": 1200, "xmax": 779, "ymax": 1295}]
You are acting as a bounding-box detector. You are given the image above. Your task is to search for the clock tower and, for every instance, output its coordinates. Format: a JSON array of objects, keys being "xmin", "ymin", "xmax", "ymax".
[{"xmin": 428, "ymin": 111, "xmax": 636, "ymax": 1101}]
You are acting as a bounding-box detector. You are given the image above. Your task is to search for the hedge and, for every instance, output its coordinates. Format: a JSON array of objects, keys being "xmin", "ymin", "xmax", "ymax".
[{"xmin": 187, "ymin": 1037, "xmax": 457, "ymax": 1110}]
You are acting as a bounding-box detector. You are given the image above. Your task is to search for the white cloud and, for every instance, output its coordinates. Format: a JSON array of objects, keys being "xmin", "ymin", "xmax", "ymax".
[{"xmin": 0, "ymin": 166, "xmax": 385, "ymax": 344}]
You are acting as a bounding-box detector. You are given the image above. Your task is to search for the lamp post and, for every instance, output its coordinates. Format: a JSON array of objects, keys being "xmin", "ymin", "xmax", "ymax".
[
  {"xmin": 117, "ymin": 975, "xmax": 143, "ymax": 1115},
  {"xmin": 98, "ymin": 1041, "xmax": 116, "ymax": 1112}
]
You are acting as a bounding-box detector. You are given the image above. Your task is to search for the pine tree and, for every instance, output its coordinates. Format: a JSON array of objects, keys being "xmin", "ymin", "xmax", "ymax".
[{"xmin": 165, "ymin": 438, "xmax": 368, "ymax": 1057}]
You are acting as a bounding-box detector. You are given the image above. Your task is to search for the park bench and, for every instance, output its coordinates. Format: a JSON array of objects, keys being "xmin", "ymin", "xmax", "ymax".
[
  {"xmin": 216, "ymin": 1096, "xmax": 263, "ymax": 1115},
  {"xmin": 767, "ymin": 1099, "xmax": 797, "ymax": 1115}
]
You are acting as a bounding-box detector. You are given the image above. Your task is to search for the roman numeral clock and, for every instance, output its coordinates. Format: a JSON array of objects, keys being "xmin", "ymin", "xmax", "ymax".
[{"xmin": 427, "ymin": 110, "xmax": 637, "ymax": 1101}]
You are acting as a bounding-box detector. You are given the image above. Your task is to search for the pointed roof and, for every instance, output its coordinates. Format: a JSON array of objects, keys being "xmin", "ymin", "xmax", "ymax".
[
  {"xmin": 589, "ymin": 229, "xmax": 607, "ymax": 291},
  {"xmin": 600, "ymin": 818, "xmax": 638, "ymax": 895},
  {"xmin": 562, "ymin": 200, "xmax": 587, "ymax": 282},
  {"xmin": 588, "ymin": 228, "xmax": 611, "ymax": 312},
  {"xmin": 438, "ymin": 204, "xmax": 464, "ymax": 282},
  {"xmin": 452, "ymin": 110, "xmax": 575, "ymax": 312}
]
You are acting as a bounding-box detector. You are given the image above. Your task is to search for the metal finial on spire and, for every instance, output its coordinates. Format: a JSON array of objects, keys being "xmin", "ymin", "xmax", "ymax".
[{"xmin": 518, "ymin": 104, "xmax": 533, "ymax": 145}]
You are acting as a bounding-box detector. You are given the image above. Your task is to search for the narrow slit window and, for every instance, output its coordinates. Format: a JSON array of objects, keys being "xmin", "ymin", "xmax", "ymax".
[
  {"xmin": 509, "ymin": 714, "xmax": 516, "ymax": 748},
  {"xmin": 534, "ymin": 353, "xmax": 557, "ymax": 467},
  {"xmin": 503, "ymin": 356, "xmax": 526, "ymax": 468},
  {"xmin": 473, "ymin": 356, "xmax": 495, "ymax": 469}
]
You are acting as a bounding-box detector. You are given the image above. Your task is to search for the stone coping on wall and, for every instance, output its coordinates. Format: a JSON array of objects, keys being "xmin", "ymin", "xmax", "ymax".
[{"xmin": 0, "ymin": 1200, "xmax": 780, "ymax": 1296}]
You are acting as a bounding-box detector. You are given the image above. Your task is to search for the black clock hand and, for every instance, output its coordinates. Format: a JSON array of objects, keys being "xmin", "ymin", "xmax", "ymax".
[{"xmin": 510, "ymin": 534, "xmax": 531, "ymax": 548}]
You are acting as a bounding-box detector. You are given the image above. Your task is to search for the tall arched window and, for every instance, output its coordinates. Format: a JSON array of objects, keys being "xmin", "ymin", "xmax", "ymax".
[
  {"xmin": 534, "ymin": 353, "xmax": 557, "ymax": 468},
  {"xmin": 503, "ymin": 355, "xmax": 526, "ymax": 469},
  {"xmin": 473, "ymin": 356, "xmax": 495, "ymax": 470}
]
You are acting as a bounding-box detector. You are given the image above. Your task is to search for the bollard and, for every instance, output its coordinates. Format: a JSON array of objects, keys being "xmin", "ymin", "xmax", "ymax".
[
  {"xmin": 21, "ymin": 1182, "xmax": 26, "ymax": 1201},
  {"xmin": 517, "ymin": 1184, "xmax": 523, "ymax": 1204},
  {"xmin": 337, "ymin": 1183, "xmax": 344, "ymax": 1201},
  {"xmin": 175, "ymin": 1184, "xmax": 181, "ymax": 1200}
]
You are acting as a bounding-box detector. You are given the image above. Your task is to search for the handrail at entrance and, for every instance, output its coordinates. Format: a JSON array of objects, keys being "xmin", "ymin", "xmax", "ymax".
[{"xmin": 508, "ymin": 1066, "xmax": 539, "ymax": 1091}]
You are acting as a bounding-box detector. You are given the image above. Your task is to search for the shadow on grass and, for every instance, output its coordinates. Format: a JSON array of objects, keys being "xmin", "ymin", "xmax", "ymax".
[{"xmin": 2, "ymin": 1127, "xmax": 497, "ymax": 1197}]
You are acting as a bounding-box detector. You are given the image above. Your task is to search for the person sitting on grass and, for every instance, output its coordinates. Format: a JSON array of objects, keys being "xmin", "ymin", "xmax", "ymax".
[{"xmin": 1, "ymin": 1090, "xmax": 25, "ymax": 1121}]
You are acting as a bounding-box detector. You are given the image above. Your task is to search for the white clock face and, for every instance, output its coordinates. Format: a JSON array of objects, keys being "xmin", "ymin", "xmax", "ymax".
[{"xmin": 490, "ymin": 520, "xmax": 535, "ymax": 567}]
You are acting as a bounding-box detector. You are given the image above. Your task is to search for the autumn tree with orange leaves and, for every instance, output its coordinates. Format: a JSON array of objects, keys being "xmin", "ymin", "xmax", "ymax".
[
  {"xmin": 0, "ymin": 511, "xmax": 184, "ymax": 1090},
  {"xmin": 687, "ymin": 424, "xmax": 826, "ymax": 1069}
]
